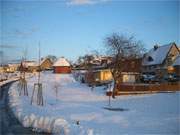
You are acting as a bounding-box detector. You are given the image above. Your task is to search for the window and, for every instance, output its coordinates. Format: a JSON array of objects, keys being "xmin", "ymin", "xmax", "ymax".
[
  {"xmin": 131, "ymin": 61, "xmax": 135, "ymax": 68},
  {"xmin": 148, "ymin": 56, "xmax": 153, "ymax": 62}
]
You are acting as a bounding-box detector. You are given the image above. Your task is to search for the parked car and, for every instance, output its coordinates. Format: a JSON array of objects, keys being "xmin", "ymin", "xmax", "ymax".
[
  {"xmin": 163, "ymin": 74, "xmax": 180, "ymax": 82},
  {"xmin": 140, "ymin": 74, "xmax": 159, "ymax": 83}
]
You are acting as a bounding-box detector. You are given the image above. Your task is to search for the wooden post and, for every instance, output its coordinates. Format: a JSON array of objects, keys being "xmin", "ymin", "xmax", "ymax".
[
  {"xmin": 18, "ymin": 49, "xmax": 28, "ymax": 96},
  {"xmin": 109, "ymin": 95, "xmax": 111, "ymax": 106},
  {"xmin": 31, "ymin": 43, "xmax": 43, "ymax": 106},
  {"xmin": 18, "ymin": 76, "xmax": 28, "ymax": 96},
  {"xmin": 107, "ymin": 91, "xmax": 112, "ymax": 107},
  {"xmin": 54, "ymin": 82, "xmax": 59, "ymax": 102},
  {"xmin": 31, "ymin": 83, "xmax": 43, "ymax": 106}
]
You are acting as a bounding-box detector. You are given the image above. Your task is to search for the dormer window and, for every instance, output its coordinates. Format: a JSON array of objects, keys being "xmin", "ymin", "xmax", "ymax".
[
  {"xmin": 154, "ymin": 44, "xmax": 159, "ymax": 50},
  {"xmin": 148, "ymin": 56, "xmax": 153, "ymax": 62}
]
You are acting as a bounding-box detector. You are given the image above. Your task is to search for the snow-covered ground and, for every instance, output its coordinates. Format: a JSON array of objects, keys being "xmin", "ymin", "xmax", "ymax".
[
  {"xmin": 8, "ymin": 72, "xmax": 180, "ymax": 135},
  {"xmin": 0, "ymin": 72, "xmax": 33, "ymax": 87}
]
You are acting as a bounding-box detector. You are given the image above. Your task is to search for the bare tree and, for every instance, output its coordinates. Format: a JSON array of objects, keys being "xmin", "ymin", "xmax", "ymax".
[
  {"xmin": 104, "ymin": 33, "xmax": 145, "ymax": 98},
  {"xmin": 76, "ymin": 54, "xmax": 98, "ymax": 86},
  {"xmin": 83, "ymin": 55, "xmax": 94, "ymax": 86}
]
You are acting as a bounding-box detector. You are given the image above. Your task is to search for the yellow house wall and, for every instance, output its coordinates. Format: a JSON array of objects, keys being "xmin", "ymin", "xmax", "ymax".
[
  {"xmin": 40, "ymin": 60, "xmax": 52, "ymax": 70},
  {"xmin": 0, "ymin": 67, "xmax": 4, "ymax": 73},
  {"xmin": 165, "ymin": 45, "xmax": 180, "ymax": 66},
  {"xmin": 122, "ymin": 74, "xmax": 136, "ymax": 83},
  {"xmin": 100, "ymin": 70, "xmax": 113, "ymax": 81},
  {"xmin": 28, "ymin": 66, "xmax": 38, "ymax": 72}
]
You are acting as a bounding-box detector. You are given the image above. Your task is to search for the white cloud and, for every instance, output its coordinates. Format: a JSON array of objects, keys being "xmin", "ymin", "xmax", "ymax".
[
  {"xmin": 67, "ymin": 0, "xmax": 110, "ymax": 6},
  {"xmin": 67, "ymin": 0, "xmax": 94, "ymax": 5}
]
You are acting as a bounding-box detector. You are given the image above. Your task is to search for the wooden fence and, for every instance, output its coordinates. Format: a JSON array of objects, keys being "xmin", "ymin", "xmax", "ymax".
[{"xmin": 109, "ymin": 82, "xmax": 180, "ymax": 95}]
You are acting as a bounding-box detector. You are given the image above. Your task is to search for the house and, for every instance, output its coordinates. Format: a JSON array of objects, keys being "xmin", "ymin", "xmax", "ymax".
[
  {"xmin": 105, "ymin": 58, "xmax": 142, "ymax": 83},
  {"xmin": 28, "ymin": 58, "xmax": 53, "ymax": 72},
  {"xmin": 28, "ymin": 64, "xmax": 38, "ymax": 72},
  {"xmin": 142, "ymin": 42, "xmax": 180, "ymax": 77},
  {"xmin": 53, "ymin": 57, "xmax": 71, "ymax": 73},
  {"xmin": 73, "ymin": 55, "xmax": 113, "ymax": 85},
  {"xmin": 172, "ymin": 55, "xmax": 180, "ymax": 75},
  {"xmin": 19, "ymin": 61, "xmax": 36, "ymax": 72},
  {"xmin": 73, "ymin": 69, "xmax": 87, "ymax": 83},
  {"xmin": 77, "ymin": 57, "xmax": 142, "ymax": 85},
  {"xmin": 90, "ymin": 56, "xmax": 113, "ymax": 66},
  {"xmin": 6, "ymin": 63, "xmax": 20, "ymax": 73},
  {"xmin": 74, "ymin": 55, "xmax": 113, "ymax": 70},
  {"xmin": 0, "ymin": 66, "xmax": 4, "ymax": 73},
  {"xmin": 85, "ymin": 58, "xmax": 142, "ymax": 85},
  {"xmin": 121, "ymin": 58, "xmax": 142, "ymax": 83},
  {"xmin": 85, "ymin": 67, "xmax": 113, "ymax": 86},
  {"xmin": 40, "ymin": 58, "xmax": 53, "ymax": 70}
]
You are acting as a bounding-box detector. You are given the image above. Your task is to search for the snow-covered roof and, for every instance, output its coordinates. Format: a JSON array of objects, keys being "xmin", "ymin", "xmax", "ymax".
[
  {"xmin": 39, "ymin": 58, "xmax": 52, "ymax": 65},
  {"xmin": 23, "ymin": 58, "xmax": 52, "ymax": 67},
  {"xmin": 8, "ymin": 63, "xmax": 20, "ymax": 67},
  {"xmin": 142, "ymin": 43, "xmax": 174, "ymax": 66},
  {"xmin": 53, "ymin": 57, "xmax": 70, "ymax": 67},
  {"xmin": 23, "ymin": 61, "xmax": 37, "ymax": 67},
  {"xmin": 173, "ymin": 55, "xmax": 180, "ymax": 66}
]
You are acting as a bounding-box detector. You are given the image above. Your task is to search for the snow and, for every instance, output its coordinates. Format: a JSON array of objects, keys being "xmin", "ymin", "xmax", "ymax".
[
  {"xmin": 28, "ymin": 58, "xmax": 52, "ymax": 67},
  {"xmin": 8, "ymin": 82, "xmax": 70, "ymax": 134},
  {"xmin": 23, "ymin": 61, "xmax": 37, "ymax": 67},
  {"xmin": 0, "ymin": 72, "xmax": 20, "ymax": 87},
  {"xmin": 0, "ymin": 77, "xmax": 19, "ymax": 87},
  {"xmin": 142, "ymin": 43, "xmax": 173, "ymax": 66},
  {"xmin": 8, "ymin": 71, "xmax": 180, "ymax": 134},
  {"xmin": 53, "ymin": 57, "xmax": 70, "ymax": 67}
]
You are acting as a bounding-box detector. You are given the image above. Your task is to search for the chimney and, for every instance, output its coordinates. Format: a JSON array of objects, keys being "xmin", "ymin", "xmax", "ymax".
[{"xmin": 154, "ymin": 44, "xmax": 159, "ymax": 50}]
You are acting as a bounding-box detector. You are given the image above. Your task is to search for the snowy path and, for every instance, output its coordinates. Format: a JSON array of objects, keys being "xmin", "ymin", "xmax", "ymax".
[
  {"xmin": 8, "ymin": 72, "xmax": 180, "ymax": 135},
  {"xmin": 0, "ymin": 83, "xmax": 49, "ymax": 135}
]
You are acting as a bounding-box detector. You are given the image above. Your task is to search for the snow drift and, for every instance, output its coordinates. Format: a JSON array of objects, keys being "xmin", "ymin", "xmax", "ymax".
[{"xmin": 8, "ymin": 83, "xmax": 70, "ymax": 135}]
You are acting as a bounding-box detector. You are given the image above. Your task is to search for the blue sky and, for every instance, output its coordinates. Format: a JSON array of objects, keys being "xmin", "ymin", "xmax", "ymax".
[{"xmin": 1, "ymin": 0, "xmax": 179, "ymax": 62}]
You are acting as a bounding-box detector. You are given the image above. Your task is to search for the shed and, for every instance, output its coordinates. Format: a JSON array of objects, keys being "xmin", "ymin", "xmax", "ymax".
[
  {"xmin": 85, "ymin": 67, "xmax": 113, "ymax": 86},
  {"xmin": 53, "ymin": 57, "xmax": 71, "ymax": 73}
]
